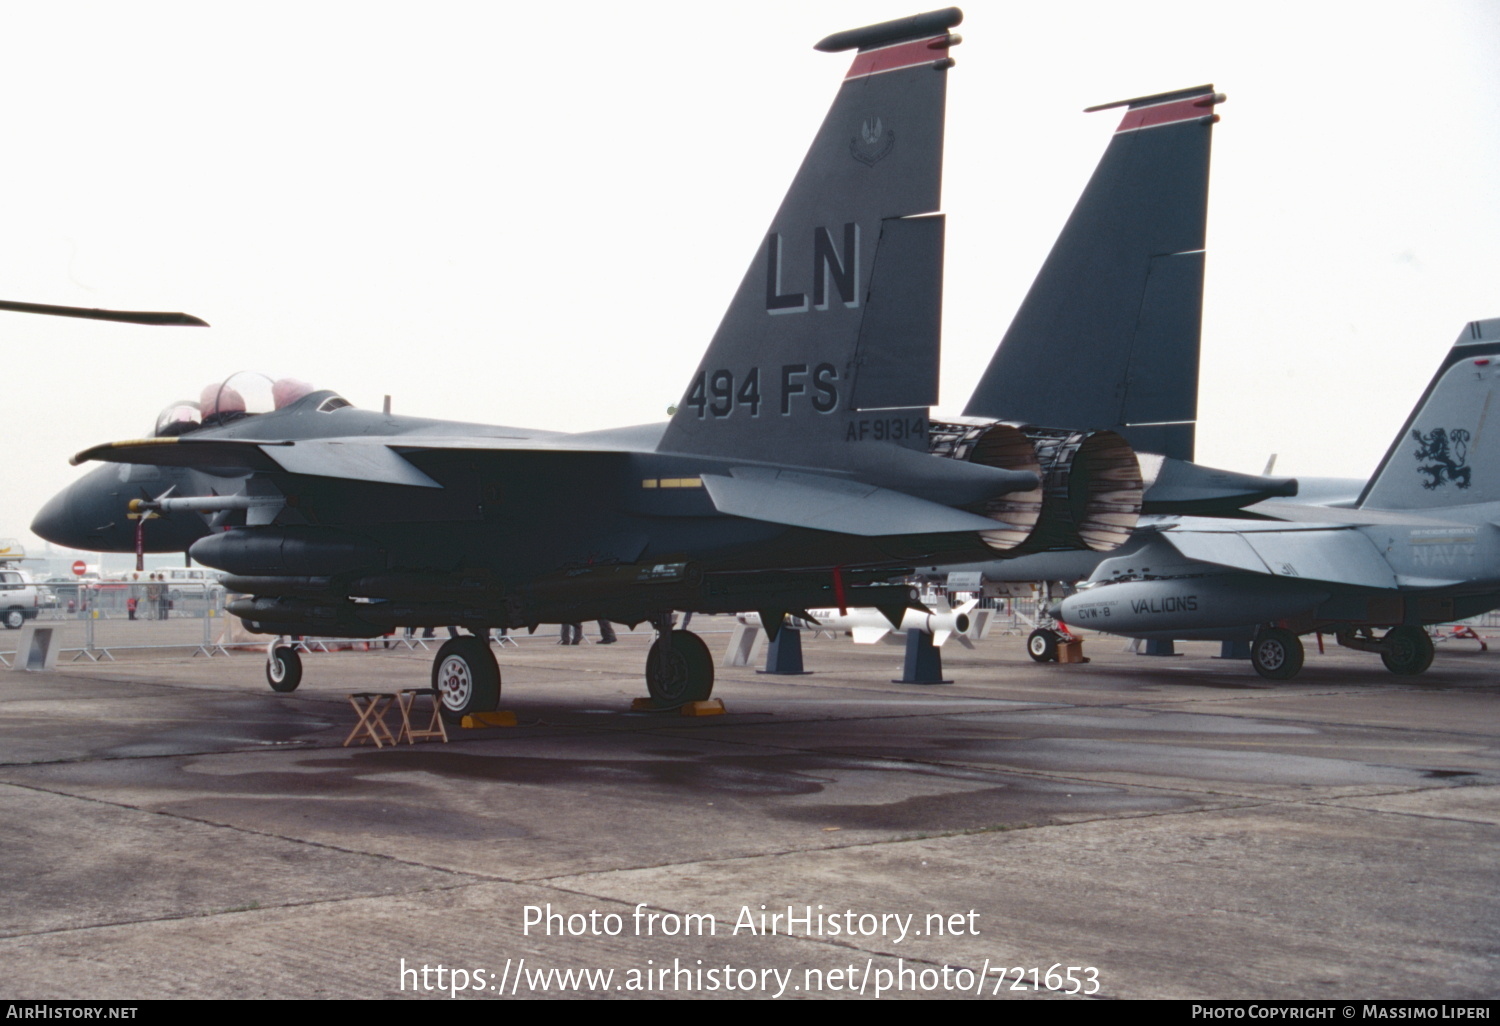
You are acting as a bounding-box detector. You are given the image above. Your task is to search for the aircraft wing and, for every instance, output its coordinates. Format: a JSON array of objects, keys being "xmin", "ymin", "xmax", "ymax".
[
  {"xmin": 1160, "ymin": 524, "xmax": 1399, "ymax": 590},
  {"xmin": 74, "ymin": 436, "xmax": 1009, "ymax": 537}
]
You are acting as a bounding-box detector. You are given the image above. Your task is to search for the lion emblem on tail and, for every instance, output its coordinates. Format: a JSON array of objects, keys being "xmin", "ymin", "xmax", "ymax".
[{"xmin": 1412, "ymin": 427, "xmax": 1472, "ymax": 489}]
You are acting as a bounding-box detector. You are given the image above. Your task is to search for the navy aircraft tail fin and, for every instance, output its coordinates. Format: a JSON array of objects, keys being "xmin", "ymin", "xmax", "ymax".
[
  {"xmin": 658, "ymin": 8, "xmax": 962, "ymax": 465},
  {"xmin": 1359, "ymin": 318, "xmax": 1500, "ymax": 510},
  {"xmin": 963, "ymin": 85, "xmax": 1223, "ymax": 462}
]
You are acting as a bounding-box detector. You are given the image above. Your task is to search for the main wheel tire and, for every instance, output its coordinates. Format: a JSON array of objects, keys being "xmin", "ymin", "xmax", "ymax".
[
  {"xmin": 433, "ymin": 635, "xmax": 501, "ymax": 723},
  {"xmin": 645, "ymin": 630, "xmax": 714, "ymax": 703},
  {"xmin": 3, "ymin": 610, "xmax": 22, "ymax": 629},
  {"xmin": 267, "ymin": 646, "xmax": 302, "ymax": 693},
  {"xmin": 1027, "ymin": 628, "xmax": 1060, "ymax": 663},
  {"xmin": 1381, "ymin": 625, "xmax": 1434, "ymax": 676},
  {"xmin": 1250, "ymin": 627, "xmax": 1304, "ymax": 680}
]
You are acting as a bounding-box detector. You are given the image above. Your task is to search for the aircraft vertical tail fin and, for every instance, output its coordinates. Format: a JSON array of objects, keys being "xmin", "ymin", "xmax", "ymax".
[
  {"xmin": 1359, "ymin": 318, "xmax": 1500, "ymax": 510},
  {"xmin": 658, "ymin": 8, "xmax": 962, "ymax": 465},
  {"xmin": 963, "ymin": 85, "xmax": 1224, "ymax": 462}
]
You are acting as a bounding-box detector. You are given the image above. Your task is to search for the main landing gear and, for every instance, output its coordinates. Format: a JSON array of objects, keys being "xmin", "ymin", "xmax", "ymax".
[
  {"xmin": 1250, "ymin": 627, "xmax": 1303, "ymax": 680},
  {"xmin": 261, "ymin": 619, "xmax": 716, "ymax": 715},
  {"xmin": 645, "ymin": 629, "xmax": 714, "ymax": 704},
  {"xmin": 1379, "ymin": 625, "xmax": 1435, "ymax": 676},
  {"xmin": 433, "ymin": 635, "xmax": 501, "ymax": 723},
  {"xmin": 644, "ymin": 614, "xmax": 714, "ymax": 705}
]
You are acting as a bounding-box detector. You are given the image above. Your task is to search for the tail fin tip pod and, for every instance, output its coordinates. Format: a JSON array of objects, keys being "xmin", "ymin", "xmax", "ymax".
[
  {"xmin": 659, "ymin": 9, "xmax": 964, "ymax": 466},
  {"xmin": 963, "ymin": 83, "xmax": 1224, "ymax": 463},
  {"xmin": 814, "ymin": 8, "xmax": 963, "ymax": 53},
  {"xmin": 1358, "ymin": 318, "xmax": 1500, "ymax": 510}
]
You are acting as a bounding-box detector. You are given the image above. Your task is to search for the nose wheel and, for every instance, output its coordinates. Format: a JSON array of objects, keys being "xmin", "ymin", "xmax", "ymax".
[
  {"xmin": 266, "ymin": 641, "xmax": 303, "ymax": 692},
  {"xmin": 1026, "ymin": 628, "xmax": 1061, "ymax": 663}
]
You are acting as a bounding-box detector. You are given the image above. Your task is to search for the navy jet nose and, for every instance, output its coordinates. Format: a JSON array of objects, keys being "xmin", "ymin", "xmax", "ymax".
[
  {"xmin": 32, "ymin": 464, "xmax": 211, "ymax": 553},
  {"xmin": 31, "ymin": 484, "xmax": 82, "ymax": 548},
  {"xmin": 32, "ymin": 469, "xmax": 138, "ymax": 551}
]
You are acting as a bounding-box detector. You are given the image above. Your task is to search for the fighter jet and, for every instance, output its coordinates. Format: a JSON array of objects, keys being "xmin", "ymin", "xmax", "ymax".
[
  {"xmin": 43, "ymin": 8, "xmax": 1166, "ymax": 717},
  {"xmin": 1054, "ymin": 317, "xmax": 1500, "ymax": 679}
]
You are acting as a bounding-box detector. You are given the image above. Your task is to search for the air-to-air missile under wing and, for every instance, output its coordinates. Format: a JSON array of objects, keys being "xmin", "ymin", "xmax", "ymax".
[
  {"xmin": 46, "ymin": 9, "xmax": 1157, "ymax": 717},
  {"xmin": 1055, "ymin": 318, "xmax": 1500, "ymax": 679}
]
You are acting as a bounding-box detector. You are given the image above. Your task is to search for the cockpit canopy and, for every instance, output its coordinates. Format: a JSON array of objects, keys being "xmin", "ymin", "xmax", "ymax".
[{"xmin": 151, "ymin": 372, "xmax": 350, "ymax": 437}]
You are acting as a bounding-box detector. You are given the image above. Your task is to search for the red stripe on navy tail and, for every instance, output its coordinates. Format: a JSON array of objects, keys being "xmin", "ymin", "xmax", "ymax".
[
  {"xmin": 845, "ymin": 35, "xmax": 950, "ymax": 80},
  {"xmin": 1115, "ymin": 96, "xmax": 1211, "ymax": 134}
]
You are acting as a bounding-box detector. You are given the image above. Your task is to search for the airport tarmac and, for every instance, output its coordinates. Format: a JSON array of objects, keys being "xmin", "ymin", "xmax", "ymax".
[{"xmin": 1, "ymin": 619, "xmax": 1495, "ymax": 1000}]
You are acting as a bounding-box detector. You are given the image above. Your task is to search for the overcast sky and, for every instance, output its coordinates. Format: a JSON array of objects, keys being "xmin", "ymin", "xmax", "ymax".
[{"xmin": 4, "ymin": 1, "xmax": 1498, "ymax": 552}]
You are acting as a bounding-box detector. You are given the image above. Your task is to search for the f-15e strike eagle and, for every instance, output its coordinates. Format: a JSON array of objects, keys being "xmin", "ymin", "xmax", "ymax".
[{"xmin": 34, "ymin": 8, "xmax": 1283, "ymax": 715}]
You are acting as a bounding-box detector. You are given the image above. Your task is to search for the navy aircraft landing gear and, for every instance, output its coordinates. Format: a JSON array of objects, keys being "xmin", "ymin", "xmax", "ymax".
[
  {"xmin": 1250, "ymin": 627, "xmax": 1303, "ymax": 680},
  {"xmin": 266, "ymin": 640, "xmax": 302, "ymax": 693},
  {"xmin": 1380, "ymin": 625, "xmax": 1435, "ymax": 676},
  {"xmin": 433, "ymin": 634, "xmax": 501, "ymax": 723},
  {"xmin": 1027, "ymin": 628, "xmax": 1061, "ymax": 663},
  {"xmin": 645, "ymin": 617, "xmax": 713, "ymax": 704}
]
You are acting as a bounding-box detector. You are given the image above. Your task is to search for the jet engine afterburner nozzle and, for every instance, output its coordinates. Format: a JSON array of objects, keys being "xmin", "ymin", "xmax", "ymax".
[
  {"xmin": 927, "ymin": 420, "xmax": 1042, "ymax": 551},
  {"xmin": 1026, "ymin": 427, "xmax": 1143, "ymax": 552},
  {"xmin": 929, "ymin": 420, "xmax": 1143, "ymax": 554}
]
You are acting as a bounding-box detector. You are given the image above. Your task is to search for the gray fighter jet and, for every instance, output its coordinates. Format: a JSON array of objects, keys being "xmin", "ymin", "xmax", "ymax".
[
  {"xmin": 1055, "ymin": 317, "xmax": 1500, "ymax": 679},
  {"xmin": 42, "ymin": 9, "xmax": 1169, "ymax": 716}
]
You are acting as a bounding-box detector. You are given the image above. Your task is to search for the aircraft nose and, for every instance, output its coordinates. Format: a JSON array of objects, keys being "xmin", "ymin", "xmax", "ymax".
[{"xmin": 31, "ymin": 484, "xmax": 82, "ymax": 548}]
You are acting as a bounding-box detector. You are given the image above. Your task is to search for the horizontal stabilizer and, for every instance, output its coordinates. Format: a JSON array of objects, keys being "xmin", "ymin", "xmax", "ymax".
[
  {"xmin": 700, "ymin": 466, "xmax": 1006, "ymax": 537},
  {"xmin": 1162, "ymin": 525, "xmax": 1398, "ymax": 589},
  {"xmin": 1140, "ymin": 455, "xmax": 1297, "ymax": 514}
]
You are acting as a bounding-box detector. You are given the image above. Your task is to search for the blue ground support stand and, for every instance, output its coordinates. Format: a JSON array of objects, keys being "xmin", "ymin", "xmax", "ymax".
[
  {"xmin": 1217, "ymin": 640, "xmax": 1251, "ymax": 660},
  {"xmin": 894, "ymin": 630, "xmax": 951, "ymax": 685},
  {"xmin": 759, "ymin": 626, "xmax": 812, "ymax": 675},
  {"xmin": 1141, "ymin": 639, "xmax": 1179, "ymax": 656}
]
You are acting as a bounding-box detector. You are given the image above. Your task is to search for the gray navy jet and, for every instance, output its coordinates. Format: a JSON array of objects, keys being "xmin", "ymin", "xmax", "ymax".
[
  {"xmin": 1055, "ymin": 317, "xmax": 1500, "ymax": 679},
  {"xmin": 40, "ymin": 8, "xmax": 1168, "ymax": 717}
]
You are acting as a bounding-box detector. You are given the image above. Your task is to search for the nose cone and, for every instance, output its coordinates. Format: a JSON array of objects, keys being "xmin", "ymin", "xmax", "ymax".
[
  {"xmin": 31, "ymin": 484, "xmax": 81, "ymax": 548},
  {"xmin": 1045, "ymin": 601, "xmax": 1065, "ymax": 621},
  {"xmin": 32, "ymin": 464, "xmax": 209, "ymax": 553}
]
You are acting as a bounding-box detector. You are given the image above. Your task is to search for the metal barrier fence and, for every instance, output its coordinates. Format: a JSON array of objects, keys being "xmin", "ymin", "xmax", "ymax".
[{"xmin": 4, "ymin": 585, "xmax": 1498, "ymax": 665}]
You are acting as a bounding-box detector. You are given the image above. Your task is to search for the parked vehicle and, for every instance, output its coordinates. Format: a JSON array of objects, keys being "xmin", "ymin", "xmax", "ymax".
[{"xmin": 0, "ymin": 567, "xmax": 40, "ymax": 628}]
